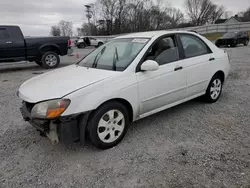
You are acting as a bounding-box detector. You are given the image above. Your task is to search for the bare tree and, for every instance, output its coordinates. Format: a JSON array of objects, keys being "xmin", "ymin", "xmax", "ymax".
[
  {"xmin": 240, "ymin": 7, "xmax": 250, "ymax": 22},
  {"xmin": 50, "ymin": 26, "xmax": 61, "ymax": 36},
  {"xmin": 210, "ymin": 5, "xmax": 225, "ymax": 23},
  {"xmin": 99, "ymin": 0, "xmax": 117, "ymax": 34},
  {"xmin": 185, "ymin": 0, "xmax": 224, "ymax": 25},
  {"xmin": 58, "ymin": 20, "xmax": 73, "ymax": 36},
  {"xmin": 83, "ymin": 0, "xmax": 187, "ymax": 35},
  {"xmin": 166, "ymin": 8, "xmax": 184, "ymax": 27},
  {"xmin": 223, "ymin": 11, "xmax": 233, "ymax": 19}
]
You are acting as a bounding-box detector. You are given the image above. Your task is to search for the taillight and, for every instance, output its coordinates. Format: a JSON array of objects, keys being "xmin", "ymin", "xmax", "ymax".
[{"xmin": 68, "ymin": 39, "xmax": 71, "ymax": 47}]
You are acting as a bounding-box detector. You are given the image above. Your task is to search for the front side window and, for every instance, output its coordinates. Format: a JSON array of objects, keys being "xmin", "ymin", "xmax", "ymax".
[
  {"xmin": 180, "ymin": 34, "xmax": 210, "ymax": 58},
  {"xmin": 78, "ymin": 38, "xmax": 149, "ymax": 71},
  {"xmin": 0, "ymin": 29, "xmax": 10, "ymax": 39},
  {"xmin": 144, "ymin": 35, "xmax": 179, "ymax": 65}
]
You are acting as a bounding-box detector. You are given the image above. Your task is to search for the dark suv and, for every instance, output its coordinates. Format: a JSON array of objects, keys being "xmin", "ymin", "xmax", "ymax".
[{"xmin": 215, "ymin": 31, "xmax": 249, "ymax": 47}]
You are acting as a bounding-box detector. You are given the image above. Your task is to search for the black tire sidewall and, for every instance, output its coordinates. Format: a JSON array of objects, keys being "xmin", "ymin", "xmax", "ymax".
[
  {"xmin": 79, "ymin": 43, "xmax": 86, "ymax": 48},
  {"xmin": 244, "ymin": 39, "xmax": 249, "ymax": 46},
  {"xmin": 87, "ymin": 102, "xmax": 130, "ymax": 149},
  {"xmin": 41, "ymin": 52, "xmax": 60, "ymax": 69},
  {"xmin": 204, "ymin": 75, "xmax": 223, "ymax": 103}
]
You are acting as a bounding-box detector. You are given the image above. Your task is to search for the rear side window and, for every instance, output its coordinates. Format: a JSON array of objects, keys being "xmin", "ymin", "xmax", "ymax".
[
  {"xmin": 0, "ymin": 28, "xmax": 10, "ymax": 39},
  {"xmin": 180, "ymin": 34, "xmax": 210, "ymax": 58}
]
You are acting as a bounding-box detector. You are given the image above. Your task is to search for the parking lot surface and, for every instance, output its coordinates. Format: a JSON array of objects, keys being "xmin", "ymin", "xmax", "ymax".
[{"xmin": 0, "ymin": 45, "xmax": 250, "ymax": 188}]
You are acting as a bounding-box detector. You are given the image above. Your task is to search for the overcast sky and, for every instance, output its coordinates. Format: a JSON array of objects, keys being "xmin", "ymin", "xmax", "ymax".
[{"xmin": 0, "ymin": 0, "xmax": 248, "ymax": 36}]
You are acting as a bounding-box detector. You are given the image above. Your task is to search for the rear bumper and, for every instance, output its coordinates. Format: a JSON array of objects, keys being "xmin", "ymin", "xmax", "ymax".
[{"xmin": 20, "ymin": 102, "xmax": 89, "ymax": 144}]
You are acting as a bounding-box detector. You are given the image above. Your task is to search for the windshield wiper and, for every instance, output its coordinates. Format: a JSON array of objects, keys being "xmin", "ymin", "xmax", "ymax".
[
  {"xmin": 92, "ymin": 46, "xmax": 106, "ymax": 68},
  {"xmin": 112, "ymin": 47, "xmax": 119, "ymax": 71}
]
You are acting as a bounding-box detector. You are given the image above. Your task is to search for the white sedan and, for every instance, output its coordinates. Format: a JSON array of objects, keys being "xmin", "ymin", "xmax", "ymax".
[{"xmin": 18, "ymin": 31, "xmax": 230, "ymax": 149}]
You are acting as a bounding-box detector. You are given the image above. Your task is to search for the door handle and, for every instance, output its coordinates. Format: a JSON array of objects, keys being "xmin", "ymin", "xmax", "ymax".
[
  {"xmin": 209, "ymin": 57, "xmax": 215, "ymax": 61},
  {"xmin": 6, "ymin": 41, "xmax": 13, "ymax": 44},
  {"xmin": 174, "ymin": 66, "xmax": 183, "ymax": 71}
]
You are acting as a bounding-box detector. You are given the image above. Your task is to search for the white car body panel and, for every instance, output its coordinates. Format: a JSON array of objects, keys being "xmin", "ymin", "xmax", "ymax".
[
  {"xmin": 136, "ymin": 60, "xmax": 187, "ymax": 115},
  {"xmin": 18, "ymin": 65, "xmax": 120, "ymax": 103},
  {"xmin": 19, "ymin": 30, "xmax": 230, "ymax": 121}
]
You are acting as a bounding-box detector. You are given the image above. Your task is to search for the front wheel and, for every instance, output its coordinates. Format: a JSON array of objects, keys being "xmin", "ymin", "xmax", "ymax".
[
  {"xmin": 87, "ymin": 101, "xmax": 129, "ymax": 149},
  {"xmin": 203, "ymin": 75, "xmax": 223, "ymax": 103},
  {"xmin": 41, "ymin": 52, "xmax": 60, "ymax": 69},
  {"xmin": 230, "ymin": 40, "xmax": 237, "ymax": 47}
]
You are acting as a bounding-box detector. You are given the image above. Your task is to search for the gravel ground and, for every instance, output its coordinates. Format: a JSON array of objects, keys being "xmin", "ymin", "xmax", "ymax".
[{"xmin": 0, "ymin": 45, "xmax": 250, "ymax": 188}]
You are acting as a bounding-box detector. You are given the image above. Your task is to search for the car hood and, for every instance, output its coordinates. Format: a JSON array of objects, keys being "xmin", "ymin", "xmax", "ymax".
[{"xmin": 18, "ymin": 65, "xmax": 119, "ymax": 103}]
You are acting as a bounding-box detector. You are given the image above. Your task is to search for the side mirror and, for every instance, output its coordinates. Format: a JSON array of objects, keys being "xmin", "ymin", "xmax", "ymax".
[{"xmin": 140, "ymin": 60, "xmax": 159, "ymax": 72}]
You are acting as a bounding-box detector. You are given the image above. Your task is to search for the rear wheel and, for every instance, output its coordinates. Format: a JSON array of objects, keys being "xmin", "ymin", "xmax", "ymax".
[
  {"xmin": 203, "ymin": 75, "xmax": 223, "ymax": 103},
  {"xmin": 244, "ymin": 39, "xmax": 249, "ymax": 46},
  {"xmin": 78, "ymin": 43, "xmax": 86, "ymax": 49},
  {"xmin": 41, "ymin": 51, "xmax": 60, "ymax": 69},
  {"xmin": 98, "ymin": 42, "xmax": 103, "ymax": 47},
  {"xmin": 87, "ymin": 101, "xmax": 129, "ymax": 149}
]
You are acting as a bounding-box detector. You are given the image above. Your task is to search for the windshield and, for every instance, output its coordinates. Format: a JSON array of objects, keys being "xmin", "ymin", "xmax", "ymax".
[
  {"xmin": 223, "ymin": 32, "xmax": 237, "ymax": 38},
  {"xmin": 78, "ymin": 38, "xmax": 149, "ymax": 71}
]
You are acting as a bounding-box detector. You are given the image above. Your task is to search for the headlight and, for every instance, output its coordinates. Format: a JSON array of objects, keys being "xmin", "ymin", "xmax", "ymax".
[{"xmin": 31, "ymin": 99, "xmax": 70, "ymax": 119}]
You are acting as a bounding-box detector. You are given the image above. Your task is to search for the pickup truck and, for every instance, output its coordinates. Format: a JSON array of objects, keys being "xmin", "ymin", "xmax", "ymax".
[{"xmin": 0, "ymin": 25, "xmax": 71, "ymax": 69}]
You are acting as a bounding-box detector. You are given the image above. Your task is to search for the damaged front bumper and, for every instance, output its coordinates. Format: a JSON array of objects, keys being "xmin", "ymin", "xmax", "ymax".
[{"xmin": 20, "ymin": 101, "xmax": 89, "ymax": 145}]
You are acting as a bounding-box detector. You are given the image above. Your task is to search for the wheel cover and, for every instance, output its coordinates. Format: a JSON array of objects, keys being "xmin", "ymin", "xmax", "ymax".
[
  {"xmin": 210, "ymin": 79, "xmax": 222, "ymax": 100},
  {"xmin": 97, "ymin": 110, "xmax": 125, "ymax": 143},
  {"xmin": 45, "ymin": 54, "xmax": 57, "ymax": 67}
]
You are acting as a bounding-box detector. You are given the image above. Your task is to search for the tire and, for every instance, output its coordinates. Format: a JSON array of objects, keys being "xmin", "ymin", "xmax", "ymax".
[
  {"xmin": 203, "ymin": 75, "xmax": 223, "ymax": 103},
  {"xmin": 98, "ymin": 42, "xmax": 103, "ymax": 47},
  {"xmin": 230, "ymin": 40, "xmax": 237, "ymax": 47},
  {"xmin": 244, "ymin": 39, "xmax": 249, "ymax": 46},
  {"xmin": 41, "ymin": 51, "xmax": 60, "ymax": 69},
  {"xmin": 78, "ymin": 43, "xmax": 86, "ymax": 49},
  {"xmin": 87, "ymin": 101, "xmax": 130, "ymax": 149}
]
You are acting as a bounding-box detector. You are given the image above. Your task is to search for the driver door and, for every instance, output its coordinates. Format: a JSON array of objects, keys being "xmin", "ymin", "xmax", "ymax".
[{"xmin": 136, "ymin": 35, "xmax": 187, "ymax": 117}]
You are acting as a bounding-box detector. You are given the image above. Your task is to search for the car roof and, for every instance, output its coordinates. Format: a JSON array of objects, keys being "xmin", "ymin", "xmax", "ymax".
[{"xmin": 115, "ymin": 30, "xmax": 194, "ymax": 39}]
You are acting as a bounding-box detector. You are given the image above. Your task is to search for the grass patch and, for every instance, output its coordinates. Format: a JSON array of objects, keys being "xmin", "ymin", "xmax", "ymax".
[{"xmin": 203, "ymin": 33, "xmax": 222, "ymax": 41}]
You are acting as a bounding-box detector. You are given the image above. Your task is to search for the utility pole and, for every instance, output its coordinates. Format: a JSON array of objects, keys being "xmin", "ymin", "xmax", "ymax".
[{"xmin": 85, "ymin": 4, "xmax": 92, "ymax": 35}]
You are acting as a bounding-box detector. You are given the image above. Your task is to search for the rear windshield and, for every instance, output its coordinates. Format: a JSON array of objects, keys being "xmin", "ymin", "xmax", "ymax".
[{"xmin": 223, "ymin": 32, "xmax": 237, "ymax": 38}]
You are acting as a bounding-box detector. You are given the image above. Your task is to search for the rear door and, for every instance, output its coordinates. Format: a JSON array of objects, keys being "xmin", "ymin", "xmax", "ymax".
[
  {"xmin": 90, "ymin": 37, "xmax": 98, "ymax": 46},
  {"xmin": 177, "ymin": 34, "xmax": 214, "ymax": 98}
]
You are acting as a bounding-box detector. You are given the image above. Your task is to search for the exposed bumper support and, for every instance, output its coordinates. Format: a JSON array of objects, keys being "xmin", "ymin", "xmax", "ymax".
[
  {"xmin": 46, "ymin": 123, "xmax": 59, "ymax": 145},
  {"xmin": 20, "ymin": 102, "xmax": 90, "ymax": 145}
]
